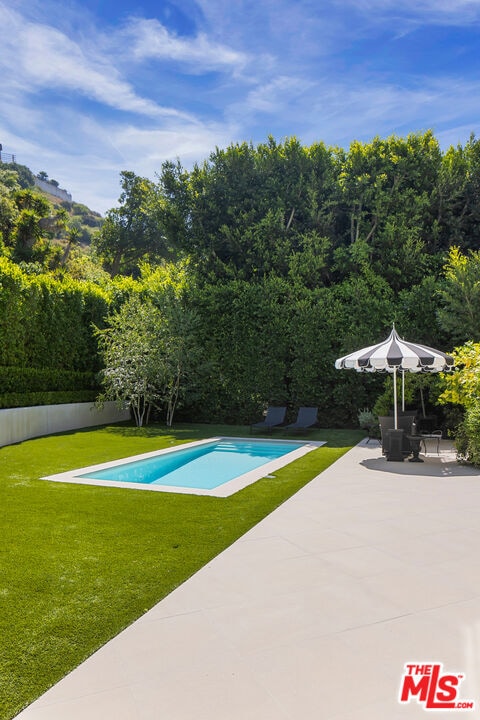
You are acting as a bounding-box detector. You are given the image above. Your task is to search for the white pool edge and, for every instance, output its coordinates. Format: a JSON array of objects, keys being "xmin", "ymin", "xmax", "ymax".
[{"xmin": 42, "ymin": 436, "xmax": 326, "ymax": 497}]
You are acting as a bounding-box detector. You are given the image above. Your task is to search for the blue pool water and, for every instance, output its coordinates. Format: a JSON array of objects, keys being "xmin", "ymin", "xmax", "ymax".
[{"xmin": 77, "ymin": 438, "xmax": 307, "ymax": 490}]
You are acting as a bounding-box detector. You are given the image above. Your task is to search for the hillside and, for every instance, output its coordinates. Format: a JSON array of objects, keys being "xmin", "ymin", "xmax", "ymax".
[
  {"xmin": 44, "ymin": 193, "xmax": 103, "ymax": 249},
  {"xmin": 9, "ymin": 163, "xmax": 103, "ymax": 249},
  {"xmin": 33, "ymin": 173, "xmax": 103, "ymax": 248}
]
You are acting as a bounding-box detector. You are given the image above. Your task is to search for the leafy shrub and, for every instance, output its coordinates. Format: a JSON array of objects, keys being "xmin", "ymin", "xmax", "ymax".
[
  {"xmin": 438, "ymin": 342, "xmax": 480, "ymax": 464},
  {"xmin": 358, "ymin": 408, "xmax": 377, "ymax": 429},
  {"xmin": 456, "ymin": 405, "xmax": 480, "ymax": 465}
]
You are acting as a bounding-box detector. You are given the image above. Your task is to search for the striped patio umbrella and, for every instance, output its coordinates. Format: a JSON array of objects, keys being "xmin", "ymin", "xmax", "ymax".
[{"xmin": 335, "ymin": 326, "xmax": 454, "ymax": 428}]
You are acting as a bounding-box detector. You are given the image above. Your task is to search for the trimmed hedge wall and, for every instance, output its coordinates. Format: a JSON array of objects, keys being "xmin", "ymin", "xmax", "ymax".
[
  {"xmin": 0, "ymin": 390, "xmax": 98, "ymax": 409},
  {"xmin": 0, "ymin": 366, "xmax": 98, "ymax": 393},
  {"xmin": 0, "ymin": 366, "xmax": 100, "ymax": 409},
  {"xmin": 0, "ymin": 257, "xmax": 109, "ymax": 372},
  {"xmin": 0, "ymin": 258, "xmax": 110, "ymax": 409}
]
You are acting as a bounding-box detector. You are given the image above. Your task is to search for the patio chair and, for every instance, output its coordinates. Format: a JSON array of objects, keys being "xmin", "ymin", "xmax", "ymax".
[
  {"xmin": 420, "ymin": 429, "xmax": 443, "ymax": 455},
  {"xmin": 378, "ymin": 413, "xmax": 416, "ymax": 456},
  {"xmin": 250, "ymin": 406, "xmax": 286, "ymax": 433},
  {"xmin": 285, "ymin": 406, "xmax": 318, "ymax": 432}
]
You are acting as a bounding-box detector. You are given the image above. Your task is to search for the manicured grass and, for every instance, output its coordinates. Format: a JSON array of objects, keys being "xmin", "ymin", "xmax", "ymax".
[{"xmin": 0, "ymin": 422, "xmax": 363, "ymax": 719}]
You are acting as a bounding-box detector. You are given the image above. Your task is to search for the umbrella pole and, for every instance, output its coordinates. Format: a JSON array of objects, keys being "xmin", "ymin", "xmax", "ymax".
[
  {"xmin": 393, "ymin": 367, "xmax": 398, "ymax": 429},
  {"xmin": 402, "ymin": 370, "xmax": 405, "ymax": 411}
]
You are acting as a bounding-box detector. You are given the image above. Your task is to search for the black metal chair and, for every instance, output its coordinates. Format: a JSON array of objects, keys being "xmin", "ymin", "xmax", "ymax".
[{"xmin": 420, "ymin": 430, "xmax": 443, "ymax": 454}]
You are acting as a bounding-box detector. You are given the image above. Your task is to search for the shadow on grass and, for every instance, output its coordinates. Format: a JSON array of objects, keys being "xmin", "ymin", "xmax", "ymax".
[{"xmin": 101, "ymin": 421, "xmax": 364, "ymax": 448}]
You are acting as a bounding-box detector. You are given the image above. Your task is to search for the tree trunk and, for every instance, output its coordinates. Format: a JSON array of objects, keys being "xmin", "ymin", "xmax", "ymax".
[
  {"xmin": 286, "ymin": 207, "xmax": 295, "ymax": 231},
  {"xmin": 110, "ymin": 250, "xmax": 122, "ymax": 277},
  {"xmin": 61, "ymin": 241, "xmax": 72, "ymax": 267},
  {"xmin": 166, "ymin": 367, "xmax": 181, "ymax": 427}
]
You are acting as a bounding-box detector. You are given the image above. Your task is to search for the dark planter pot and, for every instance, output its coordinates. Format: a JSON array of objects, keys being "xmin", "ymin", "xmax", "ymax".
[
  {"xmin": 385, "ymin": 428, "xmax": 405, "ymax": 462},
  {"xmin": 378, "ymin": 414, "xmax": 415, "ymax": 457}
]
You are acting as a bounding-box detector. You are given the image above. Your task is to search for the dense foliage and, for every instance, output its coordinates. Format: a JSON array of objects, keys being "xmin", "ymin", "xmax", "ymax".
[
  {"xmin": 2, "ymin": 130, "xmax": 480, "ymax": 441},
  {"xmin": 93, "ymin": 171, "xmax": 174, "ymax": 277},
  {"xmin": 0, "ymin": 257, "xmax": 109, "ymax": 371},
  {"xmin": 0, "ymin": 164, "xmax": 103, "ymax": 271},
  {"xmin": 438, "ymin": 341, "xmax": 480, "ymax": 463},
  {"xmin": 155, "ymin": 132, "xmax": 480, "ymax": 288},
  {"xmin": 0, "ymin": 366, "xmax": 98, "ymax": 408}
]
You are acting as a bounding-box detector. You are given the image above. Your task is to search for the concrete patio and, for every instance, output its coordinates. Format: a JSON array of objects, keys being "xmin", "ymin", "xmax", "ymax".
[{"xmin": 15, "ymin": 439, "xmax": 480, "ymax": 719}]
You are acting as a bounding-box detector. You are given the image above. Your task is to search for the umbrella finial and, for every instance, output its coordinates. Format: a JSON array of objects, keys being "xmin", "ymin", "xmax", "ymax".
[{"xmin": 391, "ymin": 321, "xmax": 402, "ymax": 339}]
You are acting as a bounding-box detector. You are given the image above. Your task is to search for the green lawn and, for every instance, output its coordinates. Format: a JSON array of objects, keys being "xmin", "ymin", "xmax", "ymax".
[{"xmin": 0, "ymin": 422, "xmax": 363, "ymax": 720}]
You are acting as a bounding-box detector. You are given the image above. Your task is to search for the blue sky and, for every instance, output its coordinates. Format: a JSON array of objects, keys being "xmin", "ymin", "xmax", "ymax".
[{"xmin": 1, "ymin": 0, "xmax": 480, "ymax": 214}]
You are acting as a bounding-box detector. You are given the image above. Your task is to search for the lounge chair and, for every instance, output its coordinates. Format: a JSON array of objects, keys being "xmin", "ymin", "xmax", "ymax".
[
  {"xmin": 250, "ymin": 406, "xmax": 286, "ymax": 433},
  {"xmin": 285, "ymin": 406, "xmax": 318, "ymax": 432}
]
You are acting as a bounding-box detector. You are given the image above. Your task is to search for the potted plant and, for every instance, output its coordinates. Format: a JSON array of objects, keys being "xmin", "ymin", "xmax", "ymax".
[{"xmin": 357, "ymin": 409, "xmax": 379, "ymax": 440}]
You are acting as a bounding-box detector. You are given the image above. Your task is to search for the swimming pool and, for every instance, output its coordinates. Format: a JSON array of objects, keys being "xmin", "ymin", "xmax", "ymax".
[{"xmin": 44, "ymin": 437, "xmax": 324, "ymax": 497}]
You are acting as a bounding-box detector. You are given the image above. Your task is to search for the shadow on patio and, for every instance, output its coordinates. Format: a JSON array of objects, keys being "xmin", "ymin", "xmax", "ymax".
[{"xmin": 359, "ymin": 438, "xmax": 480, "ymax": 478}]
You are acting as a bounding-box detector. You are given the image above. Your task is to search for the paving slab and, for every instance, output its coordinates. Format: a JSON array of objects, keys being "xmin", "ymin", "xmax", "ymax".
[{"xmin": 14, "ymin": 439, "xmax": 480, "ymax": 719}]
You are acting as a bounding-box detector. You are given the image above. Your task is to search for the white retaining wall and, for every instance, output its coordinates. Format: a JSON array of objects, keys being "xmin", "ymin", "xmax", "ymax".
[
  {"xmin": 33, "ymin": 177, "xmax": 73, "ymax": 202},
  {"xmin": 0, "ymin": 401, "xmax": 130, "ymax": 447}
]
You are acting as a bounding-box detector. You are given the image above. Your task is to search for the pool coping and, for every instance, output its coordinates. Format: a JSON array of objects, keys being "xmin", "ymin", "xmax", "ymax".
[{"xmin": 42, "ymin": 436, "xmax": 326, "ymax": 497}]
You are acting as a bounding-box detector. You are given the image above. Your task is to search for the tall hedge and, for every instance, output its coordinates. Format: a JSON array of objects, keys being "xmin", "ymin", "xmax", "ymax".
[
  {"xmin": 181, "ymin": 273, "xmax": 393, "ymax": 426},
  {"xmin": 0, "ymin": 257, "xmax": 109, "ymax": 374},
  {"xmin": 182, "ymin": 278, "xmax": 291, "ymax": 423}
]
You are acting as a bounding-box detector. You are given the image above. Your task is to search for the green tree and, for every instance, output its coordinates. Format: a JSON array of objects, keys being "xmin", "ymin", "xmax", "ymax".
[
  {"xmin": 437, "ymin": 246, "xmax": 480, "ymax": 343},
  {"xmin": 95, "ymin": 296, "xmax": 167, "ymax": 426},
  {"xmin": 61, "ymin": 222, "xmax": 82, "ymax": 266},
  {"xmin": 0, "ymin": 168, "xmax": 20, "ymax": 249},
  {"xmin": 96, "ymin": 289, "xmax": 205, "ymax": 427},
  {"xmin": 142, "ymin": 263, "xmax": 211, "ymax": 425},
  {"xmin": 10, "ymin": 189, "xmax": 52, "ymax": 262},
  {"xmin": 288, "ymin": 232, "xmax": 332, "ymax": 288},
  {"xmin": 438, "ymin": 341, "xmax": 480, "ymax": 464},
  {"xmin": 157, "ymin": 136, "xmax": 338, "ymax": 282},
  {"xmin": 333, "ymin": 132, "xmax": 441, "ymax": 289},
  {"xmin": 157, "ymin": 300, "xmax": 205, "ymax": 427},
  {"xmin": 94, "ymin": 171, "xmax": 173, "ymax": 277},
  {"xmin": 9, "ymin": 163, "xmax": 36, "ymax": 189},
  {"xmin": 438, "ymin": 342, "xmax": 480, "ymax": 409},
  {"xmin": 430, "ymin": 134, "xmax": 480, "ymax": 251}
]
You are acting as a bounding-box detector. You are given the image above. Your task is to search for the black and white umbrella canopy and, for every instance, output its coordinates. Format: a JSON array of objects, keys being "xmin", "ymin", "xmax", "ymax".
[
  {"xmin": 335, "ymin": 326, "xmax": 454, "ymax": 428},
  {"xmin": 335, "ymin": 326, "xmax": 454, "ymax": 373}
]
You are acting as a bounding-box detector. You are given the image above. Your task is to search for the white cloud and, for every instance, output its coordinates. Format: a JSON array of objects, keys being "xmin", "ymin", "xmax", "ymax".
[
  {"xmin": 2, "ymin": 108, "xmax": 240, "ymax": 213},
  {"xmin": 127, "ymin": 18, "xmax": 248, "ymax": 73},
  {"xmin": 74, "ymin": 119, "xmax": 239, "ymax": 212},
  {"xmin": 246, "ymin": 76, "xmax": 316, "ymax": 114},
  {"xmin": 340, "ymin": 0, "xmax": 480, "ymax": 24},
  {"xmin": 299, "ymin": 76, "xmax": 480, "ymax": 147},
  {"xmin": 0, "ymin": 7, "xmax": 195, "ymax": 121},
  {"xmin": 0, "ymin": 2, "xmax": 246, "ymax": 212}
]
